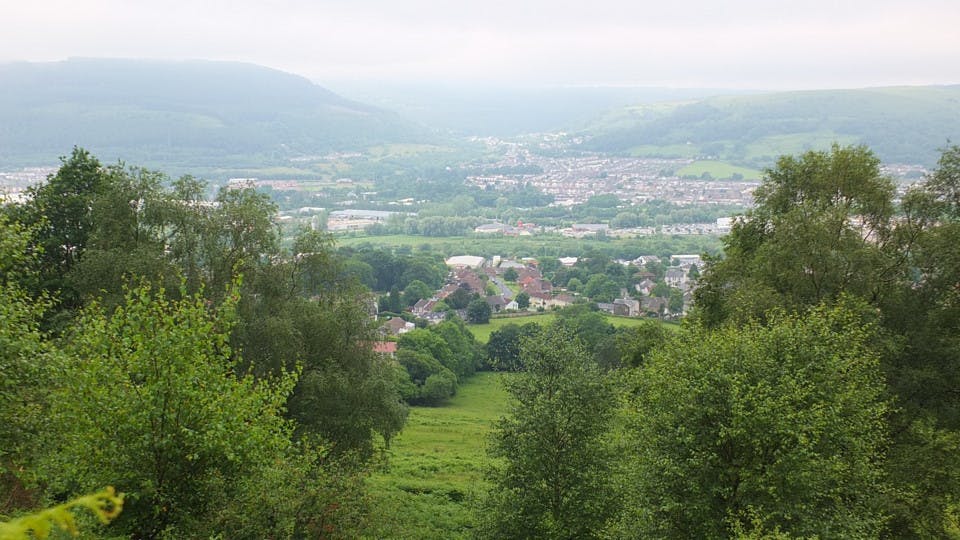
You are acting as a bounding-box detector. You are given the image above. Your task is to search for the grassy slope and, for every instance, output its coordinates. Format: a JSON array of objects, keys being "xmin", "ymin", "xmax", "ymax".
[
  {"xmin": 586, "ymin": 85, "xmax": 960, "ymax": 167},
  {"xmin": 676, "ymin": 160, "xmax": 763, "ymax": 180},
  {"xmin": 363, "ymin": 372, "xmax": 510, "ymax": 539}
]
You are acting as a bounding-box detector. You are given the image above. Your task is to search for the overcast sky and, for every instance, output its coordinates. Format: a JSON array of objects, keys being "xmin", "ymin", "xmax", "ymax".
[{"xmin": 4, "ymin": 0, "xmax": 959, "ymax": 89}]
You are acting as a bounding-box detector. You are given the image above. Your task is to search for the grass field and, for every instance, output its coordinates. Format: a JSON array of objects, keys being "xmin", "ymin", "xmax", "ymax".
[
  {"xmin": 467, "ymin": 312, "xmax": 679, "ymax": 343},
  {"xmin": 363, "ymin": 372, "xmax": 510, "ymax": 539},
  {"xmin": 677, "ymin": 160, "xmax": 763, "ymax": 180}
]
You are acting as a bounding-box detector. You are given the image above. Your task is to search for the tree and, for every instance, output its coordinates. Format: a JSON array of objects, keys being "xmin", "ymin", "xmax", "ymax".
[
  {"xmin": 515, "ymin": 291, "xmax": 530, "ymax": 310},
  {"xmin": 485, "ymin": 322, "xmax": 541, "ymax": 371},
  {"xmin": 467, "ymin": 297, "xmax": 491, "ymax": 324},
  {"xmin": 446, "ymin": 286, "xmax": 473, "ymax": 309},
  {"xmin": 503, "ymin": 267, "xmax": 519, "ymax": 282},
  {"xmin": 479, "ymin": 326, "xmax": 618, "ymax": 539},
  {"xmin": 39, "ymin": 282, "xmax": 298, "ymax": 539},
  {"xmin": 9, "ymin": 148, "xmax": 112, "ymax": 320},
  {"xmin": 619, "ymin": 302, "xmax": 889, "ymax": 538},
  {"xmin": 402, "ymin": 279, "xmax": 433, "ymax": 307},
  {"xmin": 583, "ymin": 274, "xmax": 620, "ymax": 303},
  {"xmin": 614, "ymin": 320, "xmax": 669, "ymax": 368},
  {"xmin": 693, "ymin": 144, "xmax": 902, "ymax": 327},
  {"xmin": 0, "ymin": 217, "xmax": 58, "ymax": 507}
]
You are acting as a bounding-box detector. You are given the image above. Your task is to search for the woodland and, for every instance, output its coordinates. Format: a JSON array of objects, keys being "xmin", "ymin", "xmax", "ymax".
[{"xmin": 1, "ymin": 144, "xmax": 959, "ymax": 538}]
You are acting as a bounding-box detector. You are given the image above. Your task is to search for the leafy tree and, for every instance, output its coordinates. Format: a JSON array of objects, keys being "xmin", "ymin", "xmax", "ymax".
[
  {"xmin": 467, "ymin": 297, "xmax": 492, "ymax": 324},
  {"xmin": 39, "ymin": 282, "xmax": 298, "ymax": 539},
  {"xmin": 619, "ymin": 302, "xmax": 889, "ymax": 538},
  {"xmin": 614, "ymin": 320, "xmax": 669, "ymax": 368},
  {"xmin": 402, "ymin": 279, "xmax": 433, "ymax": 307},
  {"xmin": 396, "ymin": 349, "xmax": 456, "ymax": 405},
  {"xmin": 583, "ymin": 274, "xmax": 620, "ymax": 303},
  {"xmin": 446, "ymin": 286, "xmax": 473, "ymax": 309},
  {"xmin": 515, "ymin": 291, "xmax": 530, "ymax": 310},
  {"xmin": 431, "ymin": 317, "xmax": 483, "ymax": 379},
  {"xmin": 503, "ymin": 268, "xmax": 519, "ymax": 282},
  {"xmin": 480, "ymin": 326, "xmax": 618, "ymax": 539},
  {"xmin": 0, "ymin": 217, "xmax": 58, "ymax": 506},
  {"xmin": 555, "ymin": 308, "xmax": 614, "ymax": 353},
  {"xmin": 485, "ymin": 322, "xmax": 541, "ymax": 371},
  {"xmin": 668, "ymin": 287, "xmax": 684, "ymax": 314},
  {"xmin": 15, "ymin": 147, "xmax": 107, "ymax": 311},
  {"xmin": 693, "ymin": 144, "xmax": 902, "ymax": 326}
]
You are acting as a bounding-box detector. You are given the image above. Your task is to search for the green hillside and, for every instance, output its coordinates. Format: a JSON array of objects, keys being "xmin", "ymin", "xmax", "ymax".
[
  {"xmin": 364, "ymin": 372, "xmax": 510, "ymax": 539},
  {"xmin": 583, "ymin": 85, "xmax": 960, "ymax": 166},
  {"xmin": 0, "ymin": 58, "xmax": 432, "ymax": 169}
]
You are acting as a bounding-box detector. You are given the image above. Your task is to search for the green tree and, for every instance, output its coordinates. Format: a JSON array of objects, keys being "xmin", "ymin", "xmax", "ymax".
[
  {"xmin": 583, "ymin": 274, "xmax": 620, "ymax": 303},
  {"xmin": 446, "ymin": 286, "xmax": 473, "ymax": 309},
  {"xmin": 693, "ymin": 144, "xmax": 901, "ymax": 326},
  {"xmin": 503, "ymin": 267, "xmax": 519, "ymax": 282},
  {"xmin": 39, "ymin": 282, "xmax": 297, "ymax": 539},
  {"xmin": 467, "ymin": 297, "xmax": 492, "ymax": 324},
  {"xmin": 402, "ymin": 279, "xmax": 433, "ymax": 307},
  {"xmin": 0, "ymin": 217, "xmax": 58, "ymax": 507},
  {"xmin": 620, "ymin": 302, "xmax": 889, "ymax": 538},
  {"xmin": 614, "ymin": 320, "xmax": 669, "ymax": 368},
  {"xmin": 480, "ymin": 326, "xmax": 618, "ymax": 539},
  {"xmin": 485, "ymin": 322, "xmax": 541, "ymax": 371},
  {"xmin": 515, "ymin": 291, "xmax": 530, "ymax": 310},
  {"xmin": 14, "ymin": 147, "xmax": 108, "ymax": 315}
]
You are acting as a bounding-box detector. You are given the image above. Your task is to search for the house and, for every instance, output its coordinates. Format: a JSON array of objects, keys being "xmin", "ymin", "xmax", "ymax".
[
  {"xmin": 613, "ymin": 297, "xmax": 641, "ymax": 317},
  {"xmin": 665, "ymin": 267, "xmax": 687, "ymax": 290},
  {"xmin": 671, "ymin": 254, "xmax": 703, "ymax": 267},
  {"xmin": 372, "ymin": 341, "xmax": 398, "ymax": 357},
  {"xmin": 635, "ymin": 279, "xmax": 657, "ymax": 296},
  {"xmin": 640, "ymin": 297, "xmax": 668, "ymax": 316},
  {"xmin": 384, "ymin": 317, "xmax": 415, "ymax": 335},
  {"xmin": 597, "ymin": 302, "xmax": 616, "ymax": 314},
  {"xmin": 485, "ymin": 295, "xmax": 510, "ymax": 312},
  {"xmin": 411, "ymin": 299, "xmax": 437, "ymax": 318}
]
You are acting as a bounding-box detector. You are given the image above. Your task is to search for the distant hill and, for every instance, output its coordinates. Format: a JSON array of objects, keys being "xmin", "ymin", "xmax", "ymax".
[
  {"xmin": 0, "ymin": 58, "xmax": 431, "ymax": 169},
  {"xmin": 335, "ymin": 82, "xmax": 749, "ymax": 137},
  {"xmin": 581, "ymin": 86, "xmax": 960, "ymax": 167}
]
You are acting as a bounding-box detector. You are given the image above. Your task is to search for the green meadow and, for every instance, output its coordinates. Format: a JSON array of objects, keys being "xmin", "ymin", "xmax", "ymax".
[
  {"xmin": 676, "ymin": 160, "xmax": 763, "ymax": 180},
  {"xmin": 363, "ymin": 372, "xmax": 510, "ymax": 539}
]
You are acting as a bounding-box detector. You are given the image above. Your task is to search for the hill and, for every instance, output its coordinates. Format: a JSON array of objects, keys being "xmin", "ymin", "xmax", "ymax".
[
  {"xmin": 581, "ymin": 86, "xmax": 960, "ymax": 167},
  {"xmin": 0, "ymin": 58, "xmax": 431, "ymax": 169},
  {"xmin": 334, "ymin": 83, "xmax": 748, "ymax": 137}
]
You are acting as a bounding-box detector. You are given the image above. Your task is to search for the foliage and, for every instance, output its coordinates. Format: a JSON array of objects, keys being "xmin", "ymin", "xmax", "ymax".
[
  {"xmin": 620, "ymin": 302, "xmax": 889, "ymax": 538},
  {"xmin": 39, "ymin": 281, "xmax": 297, "ymax": 539},
  {"xmin": 466, "ymin": 297, "xmax": 492, "ymax": 324},
  {"xmin": 479, "ymin": 326, "xmax": 618, "ymax": 539},
  {"xmin": 0, "ymin": 487, "xmax": 123, "ymax": 540},
  {"xmin": 693, "ymin": 144, "xmax": 902, "ymax": 326},
  {"xmin": 484, "ymin": 322, "xmax": 542, "ymax": 371},
  {"xmin": 0, "ymin": 217, "xmax": 56, "ymax": 493}
]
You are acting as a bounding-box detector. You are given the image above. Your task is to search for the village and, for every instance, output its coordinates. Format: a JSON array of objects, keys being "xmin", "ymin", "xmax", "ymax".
[{"xmin": 378, "ymin": 251, "xmax": 703, "ymax": 339}]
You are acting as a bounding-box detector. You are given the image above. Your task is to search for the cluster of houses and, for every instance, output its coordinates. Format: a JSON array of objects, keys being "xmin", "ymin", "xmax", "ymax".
[{"xmin": 378, "ymin": 252, "xmax": 704, "ymax": 337}]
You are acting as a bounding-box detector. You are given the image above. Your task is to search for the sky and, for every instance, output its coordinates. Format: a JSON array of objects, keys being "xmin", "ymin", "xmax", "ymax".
[{"xmin": 3, "ymin": 0, "xmax": 960, "ymax": 90}]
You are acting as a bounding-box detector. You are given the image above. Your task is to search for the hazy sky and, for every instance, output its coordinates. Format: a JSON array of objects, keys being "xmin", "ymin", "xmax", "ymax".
[{"xmin": 4, "ymin": 0, "xmax": 959, "ymax": 89}]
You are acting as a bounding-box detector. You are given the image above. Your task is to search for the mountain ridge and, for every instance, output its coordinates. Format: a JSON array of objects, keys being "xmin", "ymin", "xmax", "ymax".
[{"xmin": 0, "ymin": 58, "xmax": 430, "ymax": 169}]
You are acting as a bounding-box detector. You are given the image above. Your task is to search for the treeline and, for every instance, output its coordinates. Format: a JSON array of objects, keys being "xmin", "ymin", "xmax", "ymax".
[
  {"xmin": 477, "ymin": 144, "xmax": 960, "ymax": 538},
  {"xmin": 0, "ymin": 148, "xmax": 409, "ymax": 537}
]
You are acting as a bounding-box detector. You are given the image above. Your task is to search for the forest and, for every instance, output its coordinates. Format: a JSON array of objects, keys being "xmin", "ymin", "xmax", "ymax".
[{"xmin": 1, "ymin": 143, "xmax": 960, "ymax": 538}]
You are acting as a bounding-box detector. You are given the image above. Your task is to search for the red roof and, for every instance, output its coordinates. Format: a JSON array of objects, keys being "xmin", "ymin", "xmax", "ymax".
[{"xmin": 372, "ymin": 342, "xmax": 398, "ymax": 354}]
